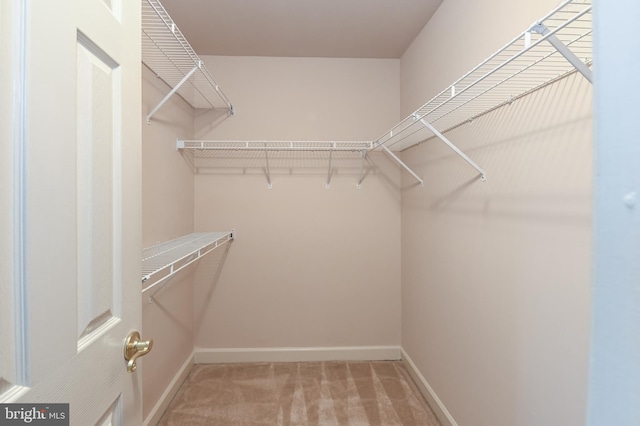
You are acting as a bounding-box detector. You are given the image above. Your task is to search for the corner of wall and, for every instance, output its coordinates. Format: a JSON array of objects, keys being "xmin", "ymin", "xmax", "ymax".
[
  {"xmin": 401, "ymin": 348, "xmax": 457, "ymax": 426},
  {"xmin": 141, "ymin": 64, "xmax": 197, "ymax": 420}
]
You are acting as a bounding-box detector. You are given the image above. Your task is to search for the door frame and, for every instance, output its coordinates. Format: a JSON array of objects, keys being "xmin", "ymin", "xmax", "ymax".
[{"xmin": 0, "ymin": 0, "xmax": 29, "ymax": 402}]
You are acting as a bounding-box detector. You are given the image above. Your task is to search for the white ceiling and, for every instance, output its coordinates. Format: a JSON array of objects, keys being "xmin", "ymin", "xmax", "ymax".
[{"xmin": 158, "ymin": 0, "xmax": 444, "ymax": 59}]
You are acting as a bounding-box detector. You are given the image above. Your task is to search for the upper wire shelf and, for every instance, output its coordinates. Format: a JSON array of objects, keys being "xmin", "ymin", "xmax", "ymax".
[
  {"xmin": 176, "ymin": 140, "xmax": 373, "ymax": 188},
  {"xmin": 142, "ymin": 0, "xmax": 233, "ymax": 122},
  {"xmin": 141, "ymin": 231, "xmax": 234, "ymax": 299},
  {"xmin": 177, "ymin": 140, "xmax": 373, "ymax": 152},
  {"xmin": 375, "ymin": 0, "xmax": 592, "ymax": 152}
]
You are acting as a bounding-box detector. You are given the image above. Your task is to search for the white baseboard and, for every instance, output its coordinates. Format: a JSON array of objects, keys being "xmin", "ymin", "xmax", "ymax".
[
  {"xmin": 194, "ymin": 345, "xmax": 401, "ymax": 364},
  {"xmin": 143, "ymin": 352, "xmax": 194, "ymax": 426},
  {"xmin": 400, "ymin": 348, "xmax": 457, "ymax": 426}
]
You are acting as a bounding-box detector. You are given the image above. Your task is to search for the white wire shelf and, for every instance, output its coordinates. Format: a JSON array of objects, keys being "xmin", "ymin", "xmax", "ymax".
[
  {"xmin": 142, "ymin": 0, "xmax": 233, "ymax": 122},
  {"xmin": 169, "ymin": 1, "xmax": 591, "ymax": 187},
  {"xmin": 177, "ymin": 140, "xmax": 374, "ymax": 152},
  {"xmin": 177, "ymin": 140, "xmax": 373, "ymax": 188},
  {"xmin": 375, "ymin": 0, "xmax": 592, "ymax": 160},
  {"xmin": 141, "ymin": 231, "xmax": 234, "ymax": 297}
]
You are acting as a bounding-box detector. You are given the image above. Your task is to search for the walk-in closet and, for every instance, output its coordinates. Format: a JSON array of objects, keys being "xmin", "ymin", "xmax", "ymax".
[
  {"xmin": 142, "ymin": 0, "xmax": 593, "ymax": 425},
  {"xmin": 139, "ymin": 0, "xmax": 595, "ymax": 424},
  {"xmin": 3, "ymin": 0, "xmax": 638, "ymax": 425}
]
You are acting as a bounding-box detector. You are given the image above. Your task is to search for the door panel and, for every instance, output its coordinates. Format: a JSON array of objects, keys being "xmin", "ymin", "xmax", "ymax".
[
  {"xmin": 76, "ymin": 33, "xmax": 119, "ymax": 342},
  {"xmin": 1, "ymin": 0, "xmax": 143, "ymax": 424},
  {"xmin": 96, "ymin": 397, "xmax": 122, "ymax": 426}
]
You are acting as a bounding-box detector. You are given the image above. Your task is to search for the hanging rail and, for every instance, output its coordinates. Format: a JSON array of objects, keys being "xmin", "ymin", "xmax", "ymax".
[
  {"xmin": 374, "ymin": 0, "xmax": 592, "ymax": 182},
  {"xmin": 142, "ymin": 0, "xmax": 234, "ymax": 123}
]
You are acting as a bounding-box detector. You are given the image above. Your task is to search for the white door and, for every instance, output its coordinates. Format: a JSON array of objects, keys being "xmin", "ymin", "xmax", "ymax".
[{"xmin": 1, "ymin": 0, "xmax": 145, "ymax": 424}]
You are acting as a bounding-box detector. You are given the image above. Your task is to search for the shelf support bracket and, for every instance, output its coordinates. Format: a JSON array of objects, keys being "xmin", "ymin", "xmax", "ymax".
[
  {"xmin": 264, "ymin": 142, "xmax": 272, "ymax": 189},
  {"xmin": 146, "ymin": 64, "xmax": 199, "ymax": 124},
  {"xmin": 532, "ymin": 23, "xmax": 593, "ymax": 84},
  {"xmin": 357, "ymin": 149, "xmax": 367, "ymax": 189},
  {"xmin": 377, "ymin": 143, "xmax": 424, "ymax": 187},
  {"xmin": 415, "ymin": 114, "xmax": 486, "ymax": 181},
  {"xmin": 326, "ymin": 144, "xmax": 333, "ymax": 189}
]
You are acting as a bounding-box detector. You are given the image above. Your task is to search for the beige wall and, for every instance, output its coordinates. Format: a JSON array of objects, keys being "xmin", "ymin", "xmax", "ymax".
[
  {"xmin": 141, "ymin": 66, "xmax": 195, "ymax": 247},
  {"xmin": 195, "ymin": 56, "xmax": 400, "ymax": 141},
  {"xmin": 140, "ymin": 5, "xmax": 593, "ymax": 422},
  {"xmin": 141, "ymin": 65, "xmax": 196, "ymax": 420},
  {"xmin": 400, "ymin": 1, "xmax": 592, "ymax": 425},
  {"xmin": 192, "ymin": 56, "xmax": 403, "ymax": 349}
]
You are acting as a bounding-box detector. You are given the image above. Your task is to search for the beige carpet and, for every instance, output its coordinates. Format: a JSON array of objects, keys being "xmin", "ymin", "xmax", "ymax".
[{"xmin": 158, "ymin": 361, "xmax": 440, "ymax": 426}]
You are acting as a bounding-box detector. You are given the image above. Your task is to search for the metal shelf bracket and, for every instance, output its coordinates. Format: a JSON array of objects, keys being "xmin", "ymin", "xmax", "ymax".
[
  {"xmin": 414, "ymin": 114, "xmax": 486, "ymax": 181},
  {"xmin": 532, "ymin": 22, "xmax": 593, "ymax": 84},
  {"xmin": 376, "ymin": 142, "xmax": 424, "ymax": 187},
  {"xmin": 357, "ymin": 149, "xmax": 367, "ymax": 189},
  {"xmin": 264, "ymin": 143, "xmax": 272, "ymax": 189},
  {"xmin": 147, "ymin": 64, "xmax": 199, "ymax": 124},
  {"xmin": 326, "ymin": 144, "xmax": 334, "ymax": 189}
]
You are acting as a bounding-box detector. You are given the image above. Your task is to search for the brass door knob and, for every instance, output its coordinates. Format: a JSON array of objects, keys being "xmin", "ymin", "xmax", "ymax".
[{"xmin": 124, "ymin": 331, "xmax": 153, "ymax": 373}]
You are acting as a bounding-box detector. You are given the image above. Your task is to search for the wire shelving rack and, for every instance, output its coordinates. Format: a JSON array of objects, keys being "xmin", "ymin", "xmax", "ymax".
[
  {"xmin": 141, "ymin": 231, "xmax": 234, "ymax": 300},
  {"xmin": 374, "ymin": 0, "xmax": 592, "ymax": 182},
  {"xmin": 169, "ymin": 0, "xmax": 592, "ymax": 187},
  {"xmin": 176, "ymin": 140, "xmax": 373, "ymax": 189},
  {"xmin": 142, "ymin": 0, "xmax": 234, "ymax": 123}
]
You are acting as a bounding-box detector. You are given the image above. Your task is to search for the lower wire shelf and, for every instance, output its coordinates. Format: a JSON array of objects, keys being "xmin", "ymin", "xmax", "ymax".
[{"xmin": 141, "ymin": 231, "xmax": 234, "ymax": 298}]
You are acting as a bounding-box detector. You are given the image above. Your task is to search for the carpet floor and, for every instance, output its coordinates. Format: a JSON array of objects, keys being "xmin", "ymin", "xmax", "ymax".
[{"xmin": 158, "ymin": 361, "xmax": 441, "ymax": 426}]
